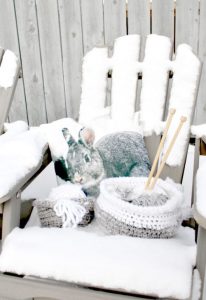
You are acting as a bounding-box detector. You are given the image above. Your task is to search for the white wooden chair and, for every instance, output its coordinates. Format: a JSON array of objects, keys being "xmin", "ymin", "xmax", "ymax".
[
  {"xmin": 0, "ymin": 46, "xmax": 21, "ymax": 239},
  {"xmin": 0, "ymin": 34, "xmax": 205, "ymax": 300},
  {"xmin": 0, "ymin": 46, "xmax": 50, "ymax": 241}
]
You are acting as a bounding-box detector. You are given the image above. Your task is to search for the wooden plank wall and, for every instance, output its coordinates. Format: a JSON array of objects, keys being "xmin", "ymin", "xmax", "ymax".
[{"xmin": 0, "ymin": 0, "xmax": 205, "ymax": 125}]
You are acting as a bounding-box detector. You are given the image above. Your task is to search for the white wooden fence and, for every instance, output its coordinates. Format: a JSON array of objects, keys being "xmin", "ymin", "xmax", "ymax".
[{"xmin": 0, "ymin": 0, "xmax": 205, "ymax": 125}]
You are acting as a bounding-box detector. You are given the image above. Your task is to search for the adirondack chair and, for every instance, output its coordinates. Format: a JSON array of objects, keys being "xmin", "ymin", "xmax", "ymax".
[
  {"xmin": 0, "ymin": 34, "xmax": 204, "ymax": 300},
  {"xmin": 0, "ymin": 46, "xmax": 50, "ymax": 241},
  {"xmin": 0, "ymin": 46, "xmax": 21, "ymax": 238}
]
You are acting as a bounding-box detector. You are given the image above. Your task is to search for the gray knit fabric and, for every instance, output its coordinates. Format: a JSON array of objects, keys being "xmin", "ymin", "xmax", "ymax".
[
  {"xmin": 95, "ymin": 203, "xmax": 181, "ymax": 239},
  {"xmin": 95, "ymin": 177, "xmax": 184, "ymax": 239},
  {"xmin": 34, "ymin": 197, "xmax": 94, "ymax": 228}
]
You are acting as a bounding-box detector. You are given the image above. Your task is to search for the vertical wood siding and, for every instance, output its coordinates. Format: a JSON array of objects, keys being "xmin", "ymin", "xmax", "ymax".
[{"xmin": 0, "ymin": 0, "xmax": 205, "ymax": 125}]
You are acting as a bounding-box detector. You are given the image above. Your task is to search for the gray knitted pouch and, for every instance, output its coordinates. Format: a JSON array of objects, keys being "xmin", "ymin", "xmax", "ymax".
[
  {"xmin": 95, "ymin": 177, "xmax": 185, "ymax": 238},
  {"xmin": 34, "ymin": 197, "xmax": 94, "ymax": 228}
]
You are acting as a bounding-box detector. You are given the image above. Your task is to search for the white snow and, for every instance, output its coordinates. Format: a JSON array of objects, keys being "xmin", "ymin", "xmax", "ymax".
[
  {"xmin": 38, "ymin": 118, "xmax": 82, "ymax": 159},
  {"xmin": 139, "ymin": 34, "xmax": 172, "ymax": 136},
  {"xmin": 79, "ymin": 34, "xmax": 201, "ymax": 166},
  {"xmin": 0, "ymin": 224, "xmax": 196, "ymax": 299},
  {"xmin": 0, "ymin": 50, "xmax": 18, "ymax": 88},
  {"xmin": 0, "ymin": 129, "xmax": 47, "ymax": 198},
  {"xmin": 196, "ymin": 160, "xmax": 206, "ymax": 218},
  {"xmin": 191, "ymin": 124, "xmax": 206, "ymax": 138},
  {"xmin": 0, "ymin": 121, "xmax": 28, "ymax": 146},
  {"xmin": 162, "ymin": 44, "xmax": 200, "ymax": 166}
]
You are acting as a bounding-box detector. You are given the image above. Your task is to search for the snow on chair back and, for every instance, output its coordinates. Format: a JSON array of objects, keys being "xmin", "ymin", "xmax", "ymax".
[
  {"xmin": 0, "ymin": 48, "xmax": 20, "ymax": 134},
  {"xmin": 79, "ymin": 34, "xmax": 201, "ymax": 182}
]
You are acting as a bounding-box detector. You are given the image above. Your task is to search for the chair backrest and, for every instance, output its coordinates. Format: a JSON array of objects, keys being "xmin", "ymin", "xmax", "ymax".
[
  {"xmin": 79, "ymin": 34, "xmax": 201, "ymax": 184},
  {"xmin": 0, "ymin": 47, "xmax": 20, "ymax": 134}
]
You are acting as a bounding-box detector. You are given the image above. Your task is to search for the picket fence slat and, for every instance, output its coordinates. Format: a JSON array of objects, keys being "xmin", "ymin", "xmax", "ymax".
[
  {"xmin": 58, "ymin": 0, "xmax": 83, "ymax": 120},
  {"xmin": 196, "ymin": 0, "xmax": 206, "ymax": 124},
  {"xmin": 0, "ymin": 0, "xmax": 27, "ymax": 123},
  {"xmin": 152, "ymin": 0, "xmax": 174, "ymax": 41},
  {"xmin": 14, "ymin": 0, "xmax": 47, "ymax": 126},
  {"xmin": 36, "ymin": 0, "xmax": 66, "ymax": 122},
  {"xmin": 80, "ymin": 0, "xmax": 104, "ymax": 54},
  {"xmin": 0, "ymin": 0, "xmax": 205, "ymax": 124},
  {"xmin": 104, "ymin": 0, "xmax": 127, "ymax": 53},
  {"xmin": 176, "ymin": 0, "xmax": 199, "ymax": 53},
  {"xmin": 127, "ymin": 0, "xmax": 150, "ymax": 60}
]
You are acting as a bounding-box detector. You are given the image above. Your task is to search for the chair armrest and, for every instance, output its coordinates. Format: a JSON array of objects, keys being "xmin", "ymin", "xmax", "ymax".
[
  {"xmin": 194, "ymin": 137, "xmax": 206, "ymax": 229},
  {"xmin": 0, "ymin": 147, "xmax": 51, "ymax": 204}
]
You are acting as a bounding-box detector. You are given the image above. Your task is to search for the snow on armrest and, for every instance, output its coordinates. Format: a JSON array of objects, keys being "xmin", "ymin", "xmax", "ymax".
[
  {"xmin": 0, "ymin": 130, "xmax": 47, "ymax": 202},
  {"xmin": 191, "ymin": 124, "xmax": 206, "ymax": 140},
  {"xmin": 194, "ymin": 161, "xmax": 206, "ymax": 229}
]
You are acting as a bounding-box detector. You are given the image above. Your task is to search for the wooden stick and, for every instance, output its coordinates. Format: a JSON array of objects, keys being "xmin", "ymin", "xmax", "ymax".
[
  {"xmin": 148, "ymin": 116, "xmax": 187, "ymax": 190},
  {"xmin": 145, "ymin": 108, "xmax": 176, "ymax": 190}
]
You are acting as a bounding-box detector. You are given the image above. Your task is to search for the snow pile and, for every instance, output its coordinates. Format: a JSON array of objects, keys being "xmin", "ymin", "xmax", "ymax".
[
  {"xmin": 0, "ymin": 224, "xmax": 196, "ymax": 299},
  {"xmin": 162, "ymin": 44, "xmax": 200, "ymax": 166},
  {"xmin": 0, "ymin": 128, "xmax": 47, "ymax": 198},
  {"xmin": 79, "ymin": 34, "xmax": 201, "ymax": 166},
  {"xmin": 0, "ymin": 121, "xmax": 28, "ymax": 146},
  {"xmin": 139, "ymin": 35, "xmax": 172, "ymax": 136},
  {"xmin": 191, "ymin": 124, "xmax": 206, "ymax": 138},
  {"xmin": 196, "ymin": 161, "xmax": 206, "ymax": 218},
  {"xmin": 0, "ymin": 50, "xmax": 18, "ymax": 88},
  {"xmin": 38, "ymin": 118, "xmax": 82, "ymax": 159}
]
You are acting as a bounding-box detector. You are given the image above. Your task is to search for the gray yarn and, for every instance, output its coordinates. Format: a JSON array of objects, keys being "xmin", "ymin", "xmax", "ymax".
[
  {"xmin": 34, "ymin": 197, "xmax": 94, "ymax": 228},
  {"xmin": 95, "ymin": 203, "xmax": 181, "ymax": 239}
]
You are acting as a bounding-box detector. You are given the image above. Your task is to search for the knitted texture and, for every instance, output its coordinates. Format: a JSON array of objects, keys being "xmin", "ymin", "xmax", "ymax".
[
  {"xmin": 34, "ymin": 197, "xmax": 94, "ymax": 228},
  {"xmin": 95, "ymin": 177, "xmax": 184, "ymax": 238}
]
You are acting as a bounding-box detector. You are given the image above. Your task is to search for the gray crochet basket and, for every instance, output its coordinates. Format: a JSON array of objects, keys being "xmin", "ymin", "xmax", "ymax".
[
  {"xmin": 34, "ymin": 197, "xmax": 94, "ymax": 228},
  {"xmin": 95, "ymin": 177, "xmax": 184, "ymax": 238}
]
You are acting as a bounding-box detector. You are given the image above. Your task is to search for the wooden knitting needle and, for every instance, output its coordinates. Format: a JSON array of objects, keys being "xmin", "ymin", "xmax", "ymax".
[
  {"xmin": 145, "ymin": 108, "xmax": 176, "ymax": 190},
  {"xmin": 148, "ymin": 116, "xmax": 187, "ymax": 190}
]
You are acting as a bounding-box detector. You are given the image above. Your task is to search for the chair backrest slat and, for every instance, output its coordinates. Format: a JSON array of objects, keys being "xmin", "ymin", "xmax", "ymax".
[
  {"xmin": 0, "ymin": 49, "xmax": 20, "ymax": 134},
  {"xmin": 79, "ymin": 34, "xmax": 201, "ymax": 183}
]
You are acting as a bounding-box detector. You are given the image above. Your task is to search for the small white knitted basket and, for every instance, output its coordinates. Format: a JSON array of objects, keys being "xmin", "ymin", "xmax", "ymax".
[{"xmin": 95, "ymin": 177, "xmax": 185, "ymax": 238}]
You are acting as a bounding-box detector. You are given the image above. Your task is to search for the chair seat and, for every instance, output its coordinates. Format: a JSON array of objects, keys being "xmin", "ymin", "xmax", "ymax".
[
  {"xmin": 0, "ymin": 129, "xmax": 47, "ymax": 200},
  {"xmin": 0, "ymin": 221, "xmax": 196, "ymax": 299}
]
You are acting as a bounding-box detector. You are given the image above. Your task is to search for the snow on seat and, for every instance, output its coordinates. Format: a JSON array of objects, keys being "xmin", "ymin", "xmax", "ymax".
[{"xmin": 0, "ymin": 223, "xmax": 196, "ymax": 299}]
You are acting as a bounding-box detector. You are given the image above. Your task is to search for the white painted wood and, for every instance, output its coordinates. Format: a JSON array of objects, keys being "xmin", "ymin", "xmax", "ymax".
[
  {"xmin": 0, "ymin": 0, "xmax": 27, "ymax": 123},
  {"xmin": 152, "ymin": 0, "xmax": 174, "ymax": 41},
  {"xmin": 197, "ymin": 227, "xmax": 206, "ymax": 299},
  {"xmin": 35, "ymin": 0, "xmax": 66, "ymax": 122},
  {"xmin": 0, "ymin": 53, "xmax": 21, "ymax": 134},
  {"xmin": 176, "ymin": 0, "xmax": 199, "ymax": 54},
  {"xmin": 104, "ymin": 0, "xmax": 127, "ymax": 53},
  {"xmin": 2, "ymin": 193, "xmax": 21, "ymax": 241},
  {"xmin": 80, "ymin": 0, "xmax": 104, "ymax": 54},
  {"xmin": 14, "ymin": 0, "xmax": 47, "ymax": 126},
  {"xmin": 195, "ymin": 0, "xmax": 206, "ymax": 124},
  {"xmin": 58, "ymin": 0, "xmax": 83, "ymax": 120},
  {"xmin": 0, "ymin": 274, "xmax": 154, "ymax": 300}
]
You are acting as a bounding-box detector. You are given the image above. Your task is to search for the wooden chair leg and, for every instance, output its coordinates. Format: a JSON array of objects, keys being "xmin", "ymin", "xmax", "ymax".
[
  {"xmin": 2, "ymin": 192, "xmax": 21, "ymax": 241},
  {"xmin": 197, "ymin": 226, "xmax": 206, "ymax": 300}
]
